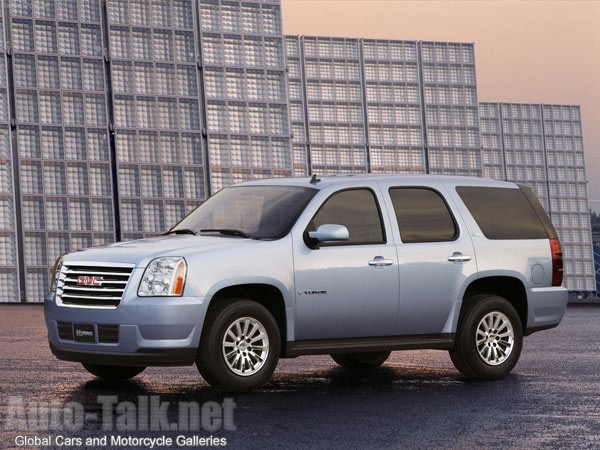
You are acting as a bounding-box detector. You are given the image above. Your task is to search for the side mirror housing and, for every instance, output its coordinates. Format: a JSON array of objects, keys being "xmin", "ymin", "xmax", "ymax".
[{"xmin": 308, "ymin": 224, "xmax": 349, "ymax": 244}]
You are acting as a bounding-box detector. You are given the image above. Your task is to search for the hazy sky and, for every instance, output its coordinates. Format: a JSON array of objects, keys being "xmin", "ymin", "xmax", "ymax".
[{"xmin": 282, "ymin": 0, "xmax": 600, "ymax": 210}]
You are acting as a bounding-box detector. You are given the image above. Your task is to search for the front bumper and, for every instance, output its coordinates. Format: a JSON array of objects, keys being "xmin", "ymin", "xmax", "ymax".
[
  {"xmin": 525, "ymin": 286, "xmax": 568, "ymax": 335},
  {"xmin": 44, "ymin": 291, "xmax": 208, "ymax": 367},
  {"xmin": 49, "ymin": 344, "xmax": 198, "ymax": 366}
]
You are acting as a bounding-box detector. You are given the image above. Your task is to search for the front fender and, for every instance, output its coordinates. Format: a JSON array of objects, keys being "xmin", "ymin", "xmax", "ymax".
[{"xmin": 204, "ymin": 276, "xmax": 294, "ymax": 309}]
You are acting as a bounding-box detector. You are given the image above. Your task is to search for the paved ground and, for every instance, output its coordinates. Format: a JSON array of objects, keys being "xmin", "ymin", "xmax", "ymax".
[{"xmin": 1, "ymin": 305, "xmax": 599, "ymax": 449}]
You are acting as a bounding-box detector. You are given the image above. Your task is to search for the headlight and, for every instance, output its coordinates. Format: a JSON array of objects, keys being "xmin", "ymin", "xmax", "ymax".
[
  {"xmin": 50, "ymin": 256, "xmax": 64, "ymax": 292},
  {"xmin": 138, "ymin": 257, "xmax": 187, "ymax": 297}
]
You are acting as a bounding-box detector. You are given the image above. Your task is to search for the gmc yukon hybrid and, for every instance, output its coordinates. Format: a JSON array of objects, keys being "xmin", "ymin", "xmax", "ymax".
[{"xmin": 45, "ymin": 175, "xmax": 568, "ymax": 392}]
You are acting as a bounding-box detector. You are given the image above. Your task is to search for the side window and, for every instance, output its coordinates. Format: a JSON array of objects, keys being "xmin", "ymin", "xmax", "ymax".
[
  {"xmin": 389, "ymin": 188, "xmax": 457, "ymax": 243},
  {"xmin": 456, "ymin": 186, "xmax": 549, "ymax": 240},
  {"xmin": 308, "ymin": 189, "xmax": 385, "ymax": 245}
]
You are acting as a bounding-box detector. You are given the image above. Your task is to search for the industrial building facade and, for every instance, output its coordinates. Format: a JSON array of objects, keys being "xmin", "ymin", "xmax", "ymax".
[{"xmin": 0, "ymin": 0, "xmax": 594, "ymax": 303}]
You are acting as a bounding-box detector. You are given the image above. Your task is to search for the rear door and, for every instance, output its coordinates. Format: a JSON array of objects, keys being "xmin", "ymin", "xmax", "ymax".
[{"xmin": 379, "ymin": 182, "xmax": 478, "ymax": 335}]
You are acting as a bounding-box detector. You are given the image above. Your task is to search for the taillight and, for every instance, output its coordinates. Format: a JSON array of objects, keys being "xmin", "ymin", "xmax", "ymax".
[{"xmin": 550, "ymin": 238, "xmax": 563, "ymax": 287}]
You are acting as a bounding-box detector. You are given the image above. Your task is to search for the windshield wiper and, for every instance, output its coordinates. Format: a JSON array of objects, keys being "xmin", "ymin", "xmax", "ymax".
[
  {"xmin": 164, "ymin": 229, "xmax": 197, "ymax": 235},
  {"xmin": 200, "ymin": 229, "xmax": 251, "ymax": 239}
]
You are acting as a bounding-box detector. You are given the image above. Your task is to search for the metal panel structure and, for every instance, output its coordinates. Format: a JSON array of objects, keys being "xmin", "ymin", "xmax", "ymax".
[
  {"xmin": 500, "ymin": 103, "xmax": 549, "ymax": 210},
  {"xmin": 594, "ymin": 244, "xmax": 600, "ymax": 294},
  {"xmin": 284, "ymin": 35, "xmax": 308, "ymax": 176},
  {"xmin": 107, "ymin": 0, "xmax": 206, "ymax": 240},
  {"xmin": 0, "ymin": 1, "xmax": 595, "ymax": 300},
  {"xmin": 419, "ymin": 41, "xmax": 481, "ymax": 176},
  {"xmin": 9, "ymin": 0, "xmax": 115, "ymax": 302},
  {"xmin": 479, "ymin": 102, "xmax": 505, "ymax": 180},
  {"xmin": 362, "ymin": 39, "xmax": 425, "ymax": 174},
  {"xmin": 479, "ymin": 102, "xmax": 594, "ymax": 292},
  {"xmin": 0, "ymin": 0, "xmax": 21, "ymax": 302},
  {"xmin": 198, "ymin": 0, "xmax": 292, "ymax": 191},
  {"xmin": 542, "ymin": 104, "xmax": 594, "ymax": 291},
  {"xmin": 301, "ymin": 36, "xmax": 368, "ymax": 174}
]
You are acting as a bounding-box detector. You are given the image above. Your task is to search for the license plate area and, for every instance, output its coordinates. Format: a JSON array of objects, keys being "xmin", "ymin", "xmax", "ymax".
[{"xmin": 73, "ymin": 324, "xmax": 96, "ymax": 343}]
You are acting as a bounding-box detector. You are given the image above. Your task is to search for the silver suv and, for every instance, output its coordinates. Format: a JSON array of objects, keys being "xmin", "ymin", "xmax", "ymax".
[{"xmin": 45, "ymin": 175, "xmax": 568, "ymax": 391}]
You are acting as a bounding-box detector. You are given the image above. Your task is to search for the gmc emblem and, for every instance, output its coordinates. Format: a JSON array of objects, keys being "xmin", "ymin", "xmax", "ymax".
[{"xmin": 76, "ymin": 276, "xmax": 103, "ymax": 287}]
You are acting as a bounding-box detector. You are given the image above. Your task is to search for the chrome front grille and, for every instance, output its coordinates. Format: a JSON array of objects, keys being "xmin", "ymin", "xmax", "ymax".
[{"xmin": 57, "ymin": 263, "xmax": 135, "ymax": 308}]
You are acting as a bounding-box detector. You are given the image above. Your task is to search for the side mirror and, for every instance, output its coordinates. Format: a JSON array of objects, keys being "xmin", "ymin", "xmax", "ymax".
[{"xmin": 308, "ymin": 224, "xmax": 349, "ymax": 244}]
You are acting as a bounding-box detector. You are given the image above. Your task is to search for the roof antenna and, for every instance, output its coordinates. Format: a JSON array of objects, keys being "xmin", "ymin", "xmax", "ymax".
[{"xmin": 310, "ymin": 174, "xmax": 321, "ymax": 184}]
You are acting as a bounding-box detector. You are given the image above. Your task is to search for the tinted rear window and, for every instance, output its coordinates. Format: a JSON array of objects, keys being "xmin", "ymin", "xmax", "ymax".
[
  {"xmin": 519, "ymin": 185, "xmax": 558, "ymax": 239},
  {"xmin": 456, "ymin": 186, "xmax": 549, "ymax": 240}
]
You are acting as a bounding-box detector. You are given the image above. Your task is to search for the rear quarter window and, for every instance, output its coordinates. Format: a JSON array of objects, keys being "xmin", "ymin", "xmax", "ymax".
[{"xmin": 456, "ymin": 186, "xmax": 549, "ymax": 240}]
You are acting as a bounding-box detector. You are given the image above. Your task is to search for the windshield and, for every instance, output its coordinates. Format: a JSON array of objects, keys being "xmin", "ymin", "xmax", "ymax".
[{"xmin": 170, "ymin": 185, "xmax": 317, "ymax": 240}]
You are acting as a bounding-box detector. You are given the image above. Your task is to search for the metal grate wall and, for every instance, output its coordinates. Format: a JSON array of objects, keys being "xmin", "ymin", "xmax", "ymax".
[
  {"xmin": 362, "ymin": 39, "xmax": 425, "ymax": 174},
  {"xmin": 301, "ymin": 36, "xmax": 368, "ymax": 174},
  {"xmin": 419, "ymin": 41, "xmax": 481, "ymax": 177},
  {"xmin": 479, "ymin": 102, "xmax": 505, "ymax": 180},
  {"xmin": 107, "ymin": 0, "xmax": 207, "ymax": 241},
  {"xmin": 9, "ymin": 0, "xmax": 115, "ymax": 302},
  {"xmin": 282, "ymin": 35, "xmax": 594, "ymax": 293},
  {"xmin": 0, "ymin": 3, "xmax": 595, "ymax": 301},
  {"xmin": 284, "ymin": 35, "xmax": 308, "ymax": 176},
  {"xmin": 198, "ymin": 0, "xmax": 292, "ymax": 192},
  {"xmin": 500, "ymin": 103, "xmax": 549, "ymax": 210},
  {"xmin": 542, "ymin": 104, "xmax": 594, "ymax": 291},
  {"xmin": 0, "ymin": 0, "xmax": 20, "ymax": 302},
  {"xmin": 594, "ymin": 244, "xmax": 600, "ymax": 294},
  {"xmin": 479, "ymin": 101, "xmax": 595, "ymax": 292}
]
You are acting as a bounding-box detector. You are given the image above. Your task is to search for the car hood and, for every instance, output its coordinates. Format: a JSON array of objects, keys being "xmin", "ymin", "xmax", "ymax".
[{"xmin": 62, "ymin": 235, "xmax": 263, "ymax": 266}]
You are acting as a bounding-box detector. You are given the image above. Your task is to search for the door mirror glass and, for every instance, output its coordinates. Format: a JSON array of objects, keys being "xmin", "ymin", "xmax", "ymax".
[{"xmin": 308, "ymin": 224, "xmax": 349, "ymax": 243}]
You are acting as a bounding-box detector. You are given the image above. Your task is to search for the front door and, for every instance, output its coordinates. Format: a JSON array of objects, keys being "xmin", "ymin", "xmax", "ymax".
[{"xmin": 293, "ymin": 188, "xmax": 400, "ymax": 340}]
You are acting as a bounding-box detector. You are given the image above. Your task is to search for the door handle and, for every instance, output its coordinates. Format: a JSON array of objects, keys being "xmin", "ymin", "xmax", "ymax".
[
  {"xmin": 448, "ymin": 252, "xmax": 472, "ymax": 263},
  {"xmin": 369, "ymin": 256, "xmax": 394, "ymax": 267}
]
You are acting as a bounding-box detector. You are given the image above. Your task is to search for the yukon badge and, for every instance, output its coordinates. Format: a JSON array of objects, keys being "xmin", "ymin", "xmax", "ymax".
[
  {"xmin": 76, "ymin": 276, "xmax": 103, "ymax": 287},
  {"xmin": 297, "ymin": 290, "xmax": 327, "ymax": 296}
]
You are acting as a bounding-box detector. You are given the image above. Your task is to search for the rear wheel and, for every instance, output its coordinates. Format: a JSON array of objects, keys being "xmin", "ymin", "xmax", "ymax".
[
  {"xmin": 450, "ymin": 294, "xmax": 523, "ymax": 380},
  {"xmin": 82, "ymin": 364, "xmax": 145, "ymax": 380},
  {"xmin": 331, "ymin": 351, "xmax": 391, "ymax": 369},
  {"xmin": 196, "ymin": 299, "xmax": 281, "ymax": 392}
]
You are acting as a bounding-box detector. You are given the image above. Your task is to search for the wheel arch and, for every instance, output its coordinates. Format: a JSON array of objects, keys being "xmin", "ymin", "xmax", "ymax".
[
  {"xmin": 460, "ymin": 276, "xmax": 528, "ymax": 332},
  {"xmin": 205, "ymin": 283, "xmax": 288, "ymax": 356}
]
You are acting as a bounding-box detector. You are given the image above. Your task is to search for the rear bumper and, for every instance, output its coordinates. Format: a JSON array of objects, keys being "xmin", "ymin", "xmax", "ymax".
[
  {"xmin": 44, "ymin": 291, "xmax": 207, "ymax": 367},
  {"xmin": 525, "ymin": 286, "xmax": 568, "ymax": 335}
]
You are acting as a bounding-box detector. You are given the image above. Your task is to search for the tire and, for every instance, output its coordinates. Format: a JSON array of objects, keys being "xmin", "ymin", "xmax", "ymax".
[
  {"xmin": 331, "ymin": 351, "xmax": 391, "ymax": 369},
  {"xmin": 196, "ymin": 299, "xmax": 281, "ymax": 392},
  {"xmin": 449, "ymin": 294, "xmax": 523, "ymax": 380},
  {"xmin": 82, "ymin": 364, "xmax": 145, "ymax": 380}
]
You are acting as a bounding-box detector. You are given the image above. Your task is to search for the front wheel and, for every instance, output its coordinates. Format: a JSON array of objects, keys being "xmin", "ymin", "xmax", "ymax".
[
  {"xmin": 331, "ymin": 351, "xmax": 391, "ymax": 369},
  {"xmin": 82, "ymin": 364, "xmax": 145, "ymax": 380},
  {"xmin": 449, "ymin": 294, "xmax": 523, "ymax": 380},
  {"xmin": 196, "ymin": 299, "xmax": 281, "ymax": 392}
]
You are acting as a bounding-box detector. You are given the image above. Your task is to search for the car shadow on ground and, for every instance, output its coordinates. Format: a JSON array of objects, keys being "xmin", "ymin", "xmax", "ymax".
[
  {"xmin": 41, "ymin": 364, "xmax": 535, "ymax": 450},
  {"xmin": 65, "ymin": 364, "xmax": 524, "ymax": 404}
]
